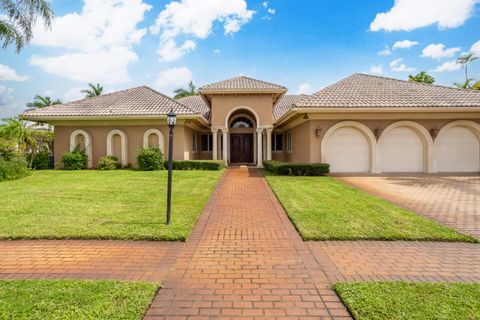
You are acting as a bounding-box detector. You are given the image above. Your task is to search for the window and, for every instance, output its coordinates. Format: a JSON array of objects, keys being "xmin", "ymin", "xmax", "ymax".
[
  {"xmin": 201, "ymin": 134, "xmax": 213, "ymax": 152},
  {"xmin": 230, "ymin": 116, "xmax": 253, "ymax": 128},
  {"xmin": 272, "ymin": 133, "xmax": 283, "ymax": 151},
  {"xmin": 286, "ymin": 131, "xmax": 292, "ymax": 152},
  {"xmin": 192, "ymin": 132, "xmax": 198, "ymax": 152}
]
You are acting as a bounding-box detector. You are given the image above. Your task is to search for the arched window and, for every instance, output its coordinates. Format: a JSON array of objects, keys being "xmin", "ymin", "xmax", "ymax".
[
  {"xmin": 107, "ymin": 129, "xmax": 128, "ymax": 167},
  {"xmin": 230, "ymin": 116, "xmax": 253, "ymax": 128},
  {"xmin": 69, "ymin": 129, "xmax": 92, "ymax": 168},
  {"xmin": 143, "ymin": 129, "xmax": 165, "ymax": 154}
]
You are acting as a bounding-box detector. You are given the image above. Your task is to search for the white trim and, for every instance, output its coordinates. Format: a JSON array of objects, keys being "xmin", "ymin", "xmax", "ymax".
[
  {"xmin": 224, "ymin": 106, "xmax": 261, "ymax": 128},
  {"xmin": 143, "ymin": 129, "xmax": 165, "ymax": 154},
  {"xmin": 69, "ymin": 129, "xmax": 93, "ymax": 168},
  {"xmin": 379, "ymin": 121, "xmax": 434, "ymax": 173},
  {"xmin": 321, "ymin": 121, "xmax": 379, "ymax": 173},
  {"xmin": 107, "ymin": 129, "xmax": 128, "ymax": 167}
]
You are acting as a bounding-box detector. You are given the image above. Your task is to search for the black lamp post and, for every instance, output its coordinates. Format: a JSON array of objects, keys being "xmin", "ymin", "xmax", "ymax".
[{"xmin": 166, "ymin": 108, "xmax": 176, "ymax": 225}]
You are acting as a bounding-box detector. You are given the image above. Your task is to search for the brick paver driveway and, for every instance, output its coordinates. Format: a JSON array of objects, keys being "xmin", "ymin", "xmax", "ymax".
[{"xmin": 337, "ymin": 175, "xmax": 480, "ymax": 238}]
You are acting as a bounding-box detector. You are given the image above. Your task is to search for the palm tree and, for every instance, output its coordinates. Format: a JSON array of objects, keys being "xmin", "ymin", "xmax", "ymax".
[
  {"xmin": 173, "ymin": 81, "xmax": 197, "ymax": 99},
  {"xmin": 1, "ymin": 0, "xmax": 54, "ymax": 52},
  {"xmin": 454, "ymin": 79, "xmax": 475, "ymax": 89},
  {"xmin": 26, "ymin": 95, "xmax": 62, "ymax": 111},
  {"xmin": 456, "ymin": 53, "xmax": 478, "ymax": 84},
  {"xmin": 81, "ymin": 83, "xmax": 103, "ymax": 98},
  {"xmin": 0, "ymin": 118, "xmax": 37, "ymax": 167},
  {"xmin": 472, "ymin": 80, "xmax": 480, "ymax": 91},
  {"xmin": 408, "ymin": 71, "xmax": 435, "ymax": 84}
]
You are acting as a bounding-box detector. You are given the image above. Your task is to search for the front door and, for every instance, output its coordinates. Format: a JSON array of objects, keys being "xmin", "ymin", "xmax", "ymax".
[{"xmin": 230, "ymin": 133, "xmax": 254, "ymax": 164}]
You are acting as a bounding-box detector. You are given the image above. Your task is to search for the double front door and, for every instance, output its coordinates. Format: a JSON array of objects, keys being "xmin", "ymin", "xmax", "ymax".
[{"xmin": 230, "ymin": 133, "xmax": 254, "ymax": 164}]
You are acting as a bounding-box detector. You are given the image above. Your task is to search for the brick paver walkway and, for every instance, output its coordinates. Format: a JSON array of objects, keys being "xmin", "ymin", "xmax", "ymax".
[
  {"xmin": 0, "ymin": 240, "xmax": 181, "ymax": 282},
  {"xmin": 337, "ymin": 175, "xmax": 480, "ymax": 238},
  {"xmin": 145, "ymin": 168, "xmax": 351, "ymax": 319}
]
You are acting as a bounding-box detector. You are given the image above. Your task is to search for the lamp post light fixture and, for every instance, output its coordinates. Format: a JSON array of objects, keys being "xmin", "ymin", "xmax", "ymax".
[{"xmin": 166, "ymin": 108, "xmax": 176, "ymax": 225}]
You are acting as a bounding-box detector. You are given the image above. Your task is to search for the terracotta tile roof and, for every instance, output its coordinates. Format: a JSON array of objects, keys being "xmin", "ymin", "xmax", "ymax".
[
  {"xmin": 21, "ymin": 86, "xmax": 199, "ymax": 119},
  {"xmin": 176, "ymin": 95, "xmax": 211, "ymax": 120},
  {"xmin": 273, "ymin": 95, "xmax": 306, "ymax": 121},
  {"xmin": 199, "ymin": 76, "xmax": 287, "ymax": 92},
  {"xmin": 295, "ymin": 74, "xmax": 480, "ymax": 109}
]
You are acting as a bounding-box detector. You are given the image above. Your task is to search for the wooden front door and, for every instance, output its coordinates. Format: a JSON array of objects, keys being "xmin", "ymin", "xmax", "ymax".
[{"xmin": 230, "ymin": 133, "xmax": 254, "ymax": 164}]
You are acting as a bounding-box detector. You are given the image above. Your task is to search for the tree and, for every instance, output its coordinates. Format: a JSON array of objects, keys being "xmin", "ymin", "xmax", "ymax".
[
  {"xmin": 454, "ymin": 79, "xmax": 475, "ymax": 89},
  {"xmin": 472, "ymin": 80, "xmax": 480, "ymax": 91},
  {"xmin": 173, "ymin": 81, "xmax": 197, "ymax": 99},
  {"xmin": 408, "ymin": 71, "xmax": 435, "ymax": 84},
  {"xmin": 0, "ymin": 118, "xmax": 37, "ymax": 167},
  {"xmin": 81, "ymin": 83, "xmax": 103, "ymax": 98},
  {"xmin": 26, "ymin": 95, "xmax": 62, "ymax": 111},
  {"xmin": 0, "ymin": 0, "xmax": 54, "ymax": 52},
  {"xmin": 456, "ymin": 53, "xmax": 478, "ymax": 84}
]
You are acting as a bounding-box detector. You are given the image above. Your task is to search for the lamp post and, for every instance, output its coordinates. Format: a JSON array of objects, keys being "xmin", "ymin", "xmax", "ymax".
[{"xmin": 166, "ymin": 108, "xmax": 176, "ymax": 225}]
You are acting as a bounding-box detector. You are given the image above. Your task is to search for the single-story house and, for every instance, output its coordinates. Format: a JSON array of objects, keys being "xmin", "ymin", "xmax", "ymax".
[{"xmin": 21, "ymin": 74, "xmax": 480, "ymax": 173}]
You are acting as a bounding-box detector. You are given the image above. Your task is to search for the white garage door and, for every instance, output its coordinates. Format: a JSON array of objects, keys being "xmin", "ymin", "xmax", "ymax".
[
  {"xmin": 436, "ymin": 126, "xmax": 480, "ymax": 172},
  {"xmin": 381, "ymin": 127, "xmax": 424, "ymax": 172},
  {"xmin": 325, "ymin": 127, "xmax": 370, "ymax": 173}
]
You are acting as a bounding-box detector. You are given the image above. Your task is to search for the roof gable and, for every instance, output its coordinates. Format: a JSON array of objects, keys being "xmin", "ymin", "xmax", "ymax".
[
  {"xmin": 199, "ymin": 76, "xmax": 287, "ymax": 92},
  {"xmin": 176, "ymin": 95, "xmax": 211, "ymax": 120}
]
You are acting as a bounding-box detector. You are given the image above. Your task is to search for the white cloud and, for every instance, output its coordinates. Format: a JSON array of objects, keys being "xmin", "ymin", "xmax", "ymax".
[
  {"xmin": 63, "ymin": 87, "xmax": 86, "ymax": 102},
  {"xmin": 390, "ymin": 58, "xmax": 415, "ymax": 72},
  {"xmin": 369, "ymin": 65, "xmax": 384, "ymax": 74},
  {"xmin": 155, "ymin": 67, "xmax": 193, "ymax": 89},
  {"xmin": 267, "ymin": 8, "xmax": 276, "ymax": 15},
  {"xmin": 0, "ymin": 84, "xmax": 20, "ymax": 119},
  {"xmin": 262, "ymin": 1, "xmax": 268, "ymax": 7},
  {"xmin": 213, "ymin": 49, "xmax": 221, "ymax": 55},
  {"xmin": 432, "ymin": 59, "xmax": 462, "ymax": 72},
  {"xmin": 392, "ymin": 40, "xmax": 418, "ymax": 49},
  {"xmin": 30, "ymin": 0, "xmax": 151, "ymax": 84},
  {"xmin": 296, "ymin": 83, "xmax": 312, "ymax": 94},
  {"xmin": 157, "ymin": 39, "xmax": 196, "ymax": 62},
  {"xmin": 150, "ymin": 0, "xmax": 254, "ymax": 61},
  {"xmin": 421, "ymin": 43, "xmax": 461, "ymax": 59},
  {"xmin": 471, "ymin": 40, "xmax": 480, "ymax": 55},
  {"xmin": 0, "ymin": 64, "xmax": 28, "ymax": 82},
  {"xmin": 377, "ymin": 46, "xmax": 392, "ymax": 56},
  {"xmin": 370, "ymin": 0, "xmax": 479, "ymax": 32}
]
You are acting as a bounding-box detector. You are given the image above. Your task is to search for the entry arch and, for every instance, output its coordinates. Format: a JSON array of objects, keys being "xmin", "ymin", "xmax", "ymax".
[
  {"xmin": 143, "ymin": 129, "xmax": 165, "ymax": 154},
  {"xmin": 224, "ymin": 106, "xmax": 260, "ymax": 128},
  {"xmin": 107, "ymin": 129, "xmax": 128, "ymax": 167},
  {"xmin": 321, "ymin": 121, "xmax": 378, "ymax": 173},
  {"xmin": 69, "ymin": 129, "xmax": 93, "ymax": 168}
]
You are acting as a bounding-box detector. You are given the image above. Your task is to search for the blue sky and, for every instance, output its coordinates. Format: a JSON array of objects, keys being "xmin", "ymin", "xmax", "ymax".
[{"xmin": 1, "ymin": 0, "xmax": 480, "ymax": 119}]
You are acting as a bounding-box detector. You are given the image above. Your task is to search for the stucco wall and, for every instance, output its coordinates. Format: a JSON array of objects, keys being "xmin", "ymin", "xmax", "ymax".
[{"xmin": 210, "ymin": 95, "xmax": 274, "ymax": 127}]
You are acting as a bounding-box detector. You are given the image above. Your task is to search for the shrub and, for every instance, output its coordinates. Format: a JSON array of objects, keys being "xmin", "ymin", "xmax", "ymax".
[
  {"xmin": 263, "ymin": 160, "xmax": 329, "ymax": 176},
  {"xmin": 62, "ymin": 151, "xmax": 87, "ymax": 170},
  {"xmin": 137, "ymin": 147, "xmax": 164, "ymax": 171},
  {"xmin": 0, "ymin": 156, "xmax": 30, "ymax": 181},
  {"xmin": 33, "ymin": 151, "xmax": 51, "ymax": 170},
  {"xmin": 164, "ymin": 160, "xmax": 225, "ymax": 170},
  {"xmin": 0, "ymin": 138, "xmax": 17, "ymax": 160},
  {"xmin": 98, "ymin": 155, "xmax": 119, "ymax": 170}
]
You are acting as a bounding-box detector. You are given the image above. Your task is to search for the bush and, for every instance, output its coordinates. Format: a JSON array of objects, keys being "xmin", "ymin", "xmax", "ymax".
[
  {"xmin": 0, "ymin": 138, "xmax": 17, "ymax": 160},
  {"xmin": 98, "ymin": 155, "xmax": 119, "ymax": 170},
  {"xmin": 137, "ymin": 147, "xmax": 164, "ymax": 171},
  {"xmin": 263, "ymin": 160, "xmax": 329, "ymax": 176},
  {"xmin": 62, "ymin": 151, "xmax": 87, "ymax": 170},
  {"xmin": 164, "ymin": 160, "xmax": 225, "ymax": 170},
  {"xmin": 33, "ymin": 151, "xmax": 51, "ymax": 170},
  {"xmin": 0, "ymin": 156, "xmax": 30, "ymax": 181}
]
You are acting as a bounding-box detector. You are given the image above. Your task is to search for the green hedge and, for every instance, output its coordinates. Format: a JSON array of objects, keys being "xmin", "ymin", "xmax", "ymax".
[
  {"xmin": 137, "ymin": 148, "xmax": 164, "ymax": 171},
  {"xmin": 164, "ymin": 160, "xmax": 225, "ymax": 171},
  {"xmin": 32, "ymin": 151, "xmax": 51, "ymax": 170},
  {"xmin": 0, "ymin": 156, "xmax": 30, "ymax": 181},
  {"xmin": 263, "ymin": 160, "xmax": 329, "ymax": 176},
  {"xmin": 62, "ymin": 151, "xmax": 87, "ymax": 170},
  {"xmin": 97, "ymin": 156, "xmax": 119, "ymax": 170}
]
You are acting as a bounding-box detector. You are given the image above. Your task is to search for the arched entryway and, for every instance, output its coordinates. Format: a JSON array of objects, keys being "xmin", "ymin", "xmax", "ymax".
[{"xmin": 228, "ymin": 111, "xmax": 256, "ymax": 164}]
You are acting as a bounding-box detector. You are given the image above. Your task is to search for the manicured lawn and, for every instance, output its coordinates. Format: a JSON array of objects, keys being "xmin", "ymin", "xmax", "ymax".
[
  {"xmin": 334, "ymin": 282, "xmax": 480, "ymax": 320},
  {"xmin": 0, "ymin": 170, "xmax": 222, "ymax": 241},
  {"xmin": 0, "ymin": 279, "xmax": 157, "ymax": 320},
  {"xmin": 265, "ymin": 174, "xmax": 476, "ymax": 242}
]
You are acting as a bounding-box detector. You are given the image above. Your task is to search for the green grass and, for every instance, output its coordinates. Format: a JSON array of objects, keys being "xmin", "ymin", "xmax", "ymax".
[
  {"xmin": 334, "ymin": 282, "xmax": 480, "ymax": 320},
  {"xmin": 0, "ymin": 170, "xmax": 222, "ymax": 241},
  {"xmin": 0, "ymin": 279, "xmax": 157, "ymax": 320},
  {"xmin": 265, "ymin": 173, "xmax": 476, "ymax": 242}
]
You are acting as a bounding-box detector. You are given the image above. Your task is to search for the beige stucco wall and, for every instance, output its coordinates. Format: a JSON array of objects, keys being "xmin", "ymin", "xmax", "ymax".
[{"xmin": 210, "ymin": 95, "xmax": 274, "ymax": 127}]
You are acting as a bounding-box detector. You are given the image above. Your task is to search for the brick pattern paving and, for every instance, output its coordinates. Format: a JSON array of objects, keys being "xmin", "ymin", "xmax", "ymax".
[
  {"xmin": 145, "ymin": 168, "xmax": 351, "ymax": 319},
  {"xmin": 309, "ymin": 241, "xmax": 480, "ymax": 284},
  {"xmin": 0, "ymin": 240, "xmax": 181, "ymax": 282},
  {"xmin": 337, "ymin": 175, "xmax": 480, "ymax": 238}
]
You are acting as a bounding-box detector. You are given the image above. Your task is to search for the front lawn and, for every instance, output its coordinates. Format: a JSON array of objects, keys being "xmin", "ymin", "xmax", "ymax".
[
  {"xmin": 265, "ymin": 174, "xmax": 475, "ymax": 242},
  {"xmin": 0, "ymin": 279, "xmax": 157, "ymax": 320},
  {"xmin": 0, "ymin": 170, "xmax": 222, "ymax": 241},
  {"xmin": 334, "ymin": 282, "xmax": 480, "ymax": 320}
]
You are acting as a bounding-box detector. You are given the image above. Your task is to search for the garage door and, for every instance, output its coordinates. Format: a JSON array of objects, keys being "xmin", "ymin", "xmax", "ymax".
[
  {"xmin": 436, "ymin": 126, "xmax": 480, "ymax": 172},
  {"xmin": 325, "ymin": 127, "xmax": 370, "ymax": 173},
  {"xmin": 381, "ymin": 127, "xmax": 423, "ymax": 172}
]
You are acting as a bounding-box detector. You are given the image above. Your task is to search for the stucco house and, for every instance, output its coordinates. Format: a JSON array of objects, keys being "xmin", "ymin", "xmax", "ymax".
[{"xmin": 21, "ymin": 74, "xmax": 480, "ymax": 173}]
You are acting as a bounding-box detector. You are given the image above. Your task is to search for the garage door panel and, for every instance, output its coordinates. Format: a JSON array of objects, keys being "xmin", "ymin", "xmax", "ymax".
[
  {"xmin": 436, "ymin": 126, "xmax": 479, "ymax": 172},
  {"xmin": 325, "ymin": 127, "xmax": 370, "ymax": 173},
  {"xmin": 381, "ymin": 127, "xmax": 424, "ymax": 173}
]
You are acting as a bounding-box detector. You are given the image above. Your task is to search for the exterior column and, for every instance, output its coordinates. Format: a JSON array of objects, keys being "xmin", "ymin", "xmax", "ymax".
[
  {"xmin": 212, "ymin": 129, "xmax": 218, "ymax": 160},
  {"xmin": 222, "ymin": 129, "xmax": 228, "ymax": 165},
  {"xmin": 256, "ymin": 128, "xmax": 263, "ymax": 167},
  {"xmin": 266, "ymin": 128, "xmax": 272, "ymax": 161}
]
